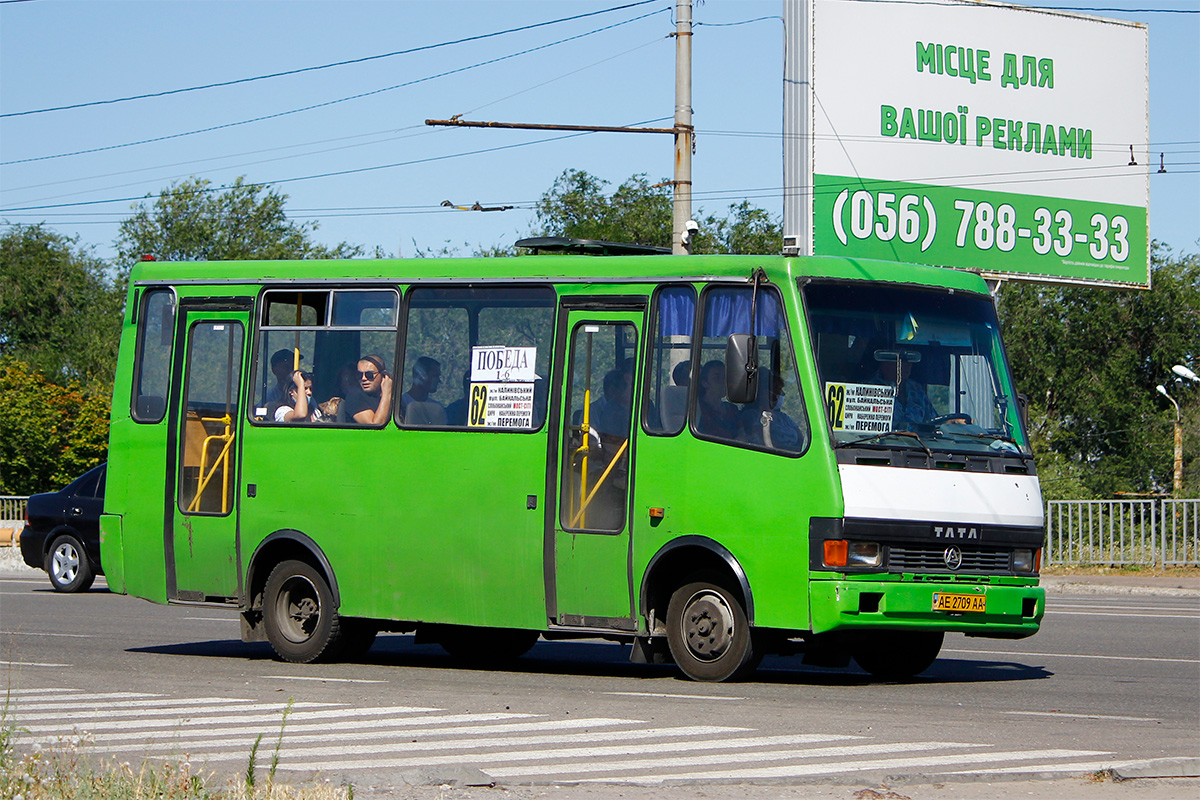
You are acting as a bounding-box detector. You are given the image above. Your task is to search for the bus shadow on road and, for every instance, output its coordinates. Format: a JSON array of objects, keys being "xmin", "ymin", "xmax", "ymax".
[{"xmin": 128, "ymin": 635, "xmax": 1052, "ymax": 686}]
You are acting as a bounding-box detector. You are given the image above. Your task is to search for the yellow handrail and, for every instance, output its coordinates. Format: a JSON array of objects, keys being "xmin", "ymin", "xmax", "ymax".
[
  {"xmin": 570, "ymin": 437, "xmax": 629, "ymax": 529},
  {"xmin": 186, "ymin": 414, "xmax": 234, "ymax": 514}
]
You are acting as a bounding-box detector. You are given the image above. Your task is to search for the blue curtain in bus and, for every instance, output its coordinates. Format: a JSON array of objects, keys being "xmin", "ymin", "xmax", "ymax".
[
  {"xmin": 659, "ymin": 286, "xmax": 696, "ymax": 336},
  {"xmin": 702, "ymin": 288, "xmax": 781, "ymax": 337}
]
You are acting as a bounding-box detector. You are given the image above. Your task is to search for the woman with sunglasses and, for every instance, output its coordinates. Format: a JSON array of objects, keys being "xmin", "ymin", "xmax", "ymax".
[{"xmin": 346, "ymin": 355, "xmax": 394, "ymax": 424}]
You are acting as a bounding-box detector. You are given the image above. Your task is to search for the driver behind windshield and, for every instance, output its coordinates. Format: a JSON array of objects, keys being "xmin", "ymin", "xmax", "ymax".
[{"xmin": 868, "ymin": 349, "xmax": 938, "ymax": 431}]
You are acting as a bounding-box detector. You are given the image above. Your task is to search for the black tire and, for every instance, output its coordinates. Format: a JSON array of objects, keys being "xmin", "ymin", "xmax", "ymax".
[
  {"xmin": 46, "ymin": 534, "xmax": 95, "ymax": 593},
  {"xmin": 851, "ymin": 630, "xmax": 944, "ymax": 680},
  {"xmin": 666, "ymin": 578, "xmax": 759, "ymax": 682},
  {"xmin": 436, "ymin": 626, "xmax": 539, "ymax": 663},
  {"xmin": 263, "ymin": 560, "xmax": 342, "ymax": 663}
]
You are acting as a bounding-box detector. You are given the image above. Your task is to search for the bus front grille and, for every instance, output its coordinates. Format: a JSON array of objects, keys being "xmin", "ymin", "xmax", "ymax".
[{"xmin": 886, "ymin": 544, "xmax": 1012, "ymax": 574}]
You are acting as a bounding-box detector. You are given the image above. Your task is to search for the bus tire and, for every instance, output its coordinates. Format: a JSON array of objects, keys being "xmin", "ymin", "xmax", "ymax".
[
  {"xmin": 666, "ymin": 578, "xmax": 759, "ymax": 682},
  {"xmin": 47, "ymin": 534, "xmax": 95, "ymax": 593},
  {"xmin": 263, "ymin": 560, "xmax": 342, "ymax": 663},
  {"xmin": 851, "ymin": 630, "xmax": 944, "ymax": 680}
]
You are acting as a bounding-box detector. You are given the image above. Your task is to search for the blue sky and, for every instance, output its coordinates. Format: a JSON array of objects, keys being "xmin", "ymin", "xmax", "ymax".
[{"xmin": 1, "ymin": 0, "xmax": 1196, "ymax": 265}]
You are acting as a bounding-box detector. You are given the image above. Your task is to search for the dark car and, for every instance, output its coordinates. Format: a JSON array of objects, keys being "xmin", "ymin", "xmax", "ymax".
[{"xmin": 20, "ymin": 463, "xmax": 106, "ymax": 592}]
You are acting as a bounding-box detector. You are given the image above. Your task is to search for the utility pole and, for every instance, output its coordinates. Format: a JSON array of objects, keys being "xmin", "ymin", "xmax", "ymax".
[
  {"xmin": 427, "ymin": 0, "xmax": 696, "ymax": 253},
  {"xmin": 782, "ymin": 0, "xmax": 811, "ymax": 256},
  {"xmin": 673, "ymin": 0, "xmax": 693, "ymax": 255}
]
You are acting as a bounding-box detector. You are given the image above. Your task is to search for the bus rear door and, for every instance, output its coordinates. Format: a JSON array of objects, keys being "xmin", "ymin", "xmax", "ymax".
[
  {"xmin": 167, "ymin": 302, "xmax": 251, "ymax": 601},
  {"xmin": 549, "ymin": 301, "xmax": 645, "ymax": 630}
]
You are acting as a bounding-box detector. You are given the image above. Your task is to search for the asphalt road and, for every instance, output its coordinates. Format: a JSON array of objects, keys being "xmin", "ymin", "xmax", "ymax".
[{"xmin": 1, "ymin": 571, "xmax": 1197, "ymax": 796}]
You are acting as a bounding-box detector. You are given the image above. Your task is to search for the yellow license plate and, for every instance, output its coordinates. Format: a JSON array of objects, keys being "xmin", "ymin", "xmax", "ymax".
[{"xmin": 932, "ymin": 592, "xmax": 986, "ymax": 613}]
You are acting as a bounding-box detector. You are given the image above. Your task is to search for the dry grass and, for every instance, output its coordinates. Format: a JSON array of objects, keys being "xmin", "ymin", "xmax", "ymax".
[{"xmin": 1, "ymin": 694, "xmax": 353, "ymax": 800}]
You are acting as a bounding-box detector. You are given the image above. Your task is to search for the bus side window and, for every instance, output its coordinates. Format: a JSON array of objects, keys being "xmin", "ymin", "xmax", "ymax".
[
  {"xmin": 253, "ymin": 289, "xmax": 398, "ymax": 425},
  {"xmin": 131, "ymin": 289, "xmax": 175, "ymax": 423},
  {"xmin": 642, "ymin": 285, "xmax": 696, "ymax": 436},
  {"xmin": 695, "ymin": 285, "xmax": 809, "ymax": 455},
  {"xmin": 402, "ymin": 286, "xmax": 556, "ymax": 431}
]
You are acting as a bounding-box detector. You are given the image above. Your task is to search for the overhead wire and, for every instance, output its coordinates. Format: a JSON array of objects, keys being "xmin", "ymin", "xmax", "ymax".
[
  {"xmin": 0, "ymin": 0, "xmax": 661, "ymax": 118},
  {"xmin": 0, "ymin": 117, "xmax": 674, "ymax": 214},
  {"xmin": 0, "ymin": 5, "xmax": 669, "ymax": 167},
  {"xmin": 3, "ymin": 36, "xmax": 667, "ymax": 202}
]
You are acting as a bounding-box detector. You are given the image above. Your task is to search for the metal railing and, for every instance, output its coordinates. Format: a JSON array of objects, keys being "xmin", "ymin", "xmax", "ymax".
[
  {"xmin": 0, "ymin": 495, "xmax": 28, "ymax": 544},
  {"xmin": 1046, "ymin": 498, "xmax": 1200, "ymax": 566}
]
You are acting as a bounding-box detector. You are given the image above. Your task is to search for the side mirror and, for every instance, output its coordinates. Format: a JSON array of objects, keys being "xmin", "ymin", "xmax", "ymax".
[
  {"xmin": 1017, "ymin": 393, "xmax": 1030, "ymax": 434},
  {"xmin": 726, "ymin": 334, "xmax": 759, "ymax": 404}
]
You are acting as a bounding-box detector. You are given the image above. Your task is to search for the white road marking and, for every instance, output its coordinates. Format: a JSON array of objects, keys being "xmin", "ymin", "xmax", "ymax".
[
  {"xmin": 198, "ymin": 724, "xmax": 756, "ymax": 762},
  {"xmin": 999, "ymin": 710, "xmax": 1161, "ymax": 722},
  {"xmin": 81, "ymin": 716, "xmax": 634, "ymax": 751},
  {"xmin": 945, "ymin": 647, "xmax": 1200, "ymax": 664},
  {"xmin": 260, "ymin": 675, "xmax": 388, "ymax": 684},
  {"xmin": 6, "ymin": 691, "xmax": 154, "ymax": 703},
  {"xmin": 603, "ymin": 691, "xmax": 745, "ymax": 701},
  {"xmin": 580, "ymin": 748, "xmax": 1113, "ymax": 784},
  {"xmin": 19, "ymin": 702, "xmax": 338, "ymax": 732},
  {"xmin": 289, "ymin": 733, "xmax": 868, "ymax": 773},
  {"xmin": 15, "ymin": 698, "xmax": 270, "ymax": 720},
  {"xmin": 59, "ymin": 711, "xmax": 550, "ymax": 742},
  {"xmin": 0, "ymin": 660, "xmax": 70, "ymax": 667},
  {"xmin": 490, "ymin": 740, "xmax": 986, "ymax": 779},
  {"xmin": 0, "ymin": 631, "xmax": 93, "ymax": 638}
]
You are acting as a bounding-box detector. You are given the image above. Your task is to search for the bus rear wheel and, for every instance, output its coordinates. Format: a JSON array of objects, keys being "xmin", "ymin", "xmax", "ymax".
[
  {"xmin": 263, "ymin": 560, "xmax": 342, "ymax": 663},
  {"xmin": 666, "ymin": 578, "xmax": 759, "ymax": 682},
  {"xmin": 851, "ymin": 630, "xmax": 944, "ymax": 680}
]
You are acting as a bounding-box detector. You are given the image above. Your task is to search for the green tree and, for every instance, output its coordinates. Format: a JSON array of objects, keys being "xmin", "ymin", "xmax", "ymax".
[
  {"xmin": 997, "ymin": 243, "xmax": 1200, "ymax": 498},
  {"xmin": 0, "ymin": 223, "xmax": 123, "ymax": 385},
  {"xmin": 115, "ymin": 176, "xmax": 364, "ymax": 266},
  {"xmin": 534, "ymin": 169, "xmax": 781, "ymax": 254},
  {"xmin": 0, "ymin": 358, "xmax": 110, "ymax": 494}
]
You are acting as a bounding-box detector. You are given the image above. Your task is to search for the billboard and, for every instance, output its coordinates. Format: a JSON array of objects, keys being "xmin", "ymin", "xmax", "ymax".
[{"xmin": 807, "ymin": 0, "xmax": 1149, "ymax": 287}]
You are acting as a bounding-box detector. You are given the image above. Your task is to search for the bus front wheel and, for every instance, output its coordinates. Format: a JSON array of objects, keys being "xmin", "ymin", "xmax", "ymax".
[
  {"xmin": 263, "ymin": 560, "xmax": 342, "ymax": 663},
  {"xmin": 851, "ymin": 630, "xmax": 944, "ymax": 680},
  {"xmin": 666, "ymin": 578, "xmax": 759, "ymax": 682}
]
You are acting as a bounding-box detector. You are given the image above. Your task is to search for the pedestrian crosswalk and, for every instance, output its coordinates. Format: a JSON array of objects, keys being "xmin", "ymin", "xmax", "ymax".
[{"xmin": 7, "ymin": 689, "xmax": 1116, "ymax": 784}]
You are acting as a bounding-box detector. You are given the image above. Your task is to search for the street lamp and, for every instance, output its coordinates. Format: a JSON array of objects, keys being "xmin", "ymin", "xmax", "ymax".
[
  {"xmin": 1156, "ymin": 384, "xmax": 1182, "ymax": 495},
  {"xmin": 1173, "ymin": 364, "xmax": 1199, "ymax": 383}
]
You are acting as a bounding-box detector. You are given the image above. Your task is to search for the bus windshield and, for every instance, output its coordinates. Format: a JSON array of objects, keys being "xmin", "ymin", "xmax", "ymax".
[{"xmin": 803, "ymin": 281, "xmax": 1029, "ymax": 456}]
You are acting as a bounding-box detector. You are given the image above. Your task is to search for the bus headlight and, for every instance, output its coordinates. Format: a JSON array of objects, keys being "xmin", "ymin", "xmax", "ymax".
[
  {"xmin": 823, "ymin": 540, "xmax": 882, "ymax": 569},
  {"xmin": 848, "ymin": 542, "xmax": 882, "ymax": 568},
  {"xmin": 1012, "ymin": 549, "xmax": 1034, "ymax": 573}
]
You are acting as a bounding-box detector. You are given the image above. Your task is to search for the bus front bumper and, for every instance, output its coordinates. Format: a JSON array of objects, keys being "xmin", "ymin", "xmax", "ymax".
[{"xmin": 809, "ymin": 579, "xmax": 1044, "ymax": 639}]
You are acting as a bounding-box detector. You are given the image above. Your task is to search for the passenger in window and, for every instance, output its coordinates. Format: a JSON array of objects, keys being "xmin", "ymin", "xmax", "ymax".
[
  {"xmin": 345, "ymin": 355, "xmax": 394, "ymax": 425},
  {"xmin": 401, "ymin": 356, "xmax": 446, "ymax": 426},
  {"xmin": 695, "ymin": 360, "xmax": 738, "ymax": 439},
  {"xmin": 589, "ymin": 369, "xmax": 632, "ymax": 436},
  {"xmin": 274, "ymin": 371, "xmax": 315, "ymax": 423},
  {"xmin": 445, "ymin": 370, "xmax": 472, "ymax": 427},
  {"xmin": 265, "ymin": 349, "xmax": 303, "ymax": 404}
]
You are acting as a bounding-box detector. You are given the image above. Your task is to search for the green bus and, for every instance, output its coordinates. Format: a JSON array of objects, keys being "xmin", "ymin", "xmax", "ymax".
[{"xmin": 101, "ymin": 245, "xmax": 1045, "ymax": 682}]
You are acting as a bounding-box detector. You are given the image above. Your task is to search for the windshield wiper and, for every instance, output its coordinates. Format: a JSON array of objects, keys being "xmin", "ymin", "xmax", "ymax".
[
  {"xmin": 835, "ymin": 430, "xmax": 932, "ymax": 457},
  {"xmin": 932, "ymin": 430, "xmax": 1032, "ymax": 457}
]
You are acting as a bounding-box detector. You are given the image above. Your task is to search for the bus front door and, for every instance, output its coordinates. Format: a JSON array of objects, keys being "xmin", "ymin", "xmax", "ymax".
[
  {"xmin": 550, "ymin": 307, "xmax": 644, "ymax": 631},
  {"xmin": 167, "ymin": 306, "xmax": 250, "ymax": 601}
]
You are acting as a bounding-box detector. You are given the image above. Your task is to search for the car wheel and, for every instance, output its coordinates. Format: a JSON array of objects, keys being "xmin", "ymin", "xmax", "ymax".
[
  {"xmin": 851, "ymin": 630, "xmax": 944, "ymax": 680},
  {"xmin": 46, "ymin": 534, "xmax": 95, "ymax": 593},
  {"xmin": 666, "ymin": 577, "xmax": 759, "ymax": 682},
  {"xmin": 263, "ymin": 560, "xmax": 342, "ymax": 663}
]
